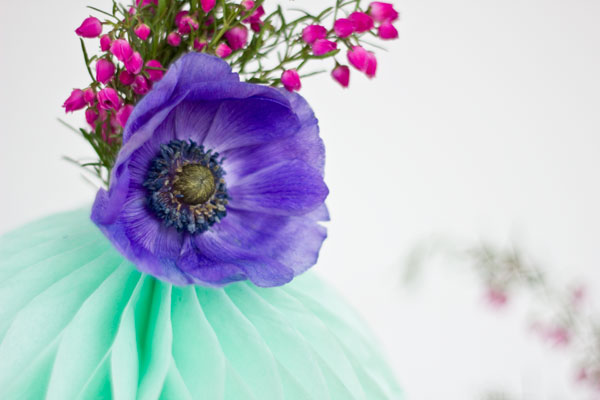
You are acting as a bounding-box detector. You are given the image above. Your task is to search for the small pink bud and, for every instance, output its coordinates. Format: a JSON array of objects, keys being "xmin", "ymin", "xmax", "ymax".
[
  {"xmin": 331, "ymin": 65, "xmax": 350, "ymax": 88},
  {"xmin": 97, "ymin": 87, "xmax": 122, "ymax": 111},
  {"xmin": 312, "ymin": 39, "xmax": 337, "ymax": 56},
  {"xmin": 178, "ymin": 15, "xmax": 199, "ymax": 34},
  {"xmin": 175, "ymin": 10, "xmax": 188, "ymax": 26},
  {"xmin": 62, "ymin": 89, "xmax": 86, "ymax": 113},
  {"xmin": 132, "ymin": 75, "xmax": 151, "ymax": 95},
  {"xmin": 201, "ymin": 0, "xmax": 216, "ymax": 13},
  {"xmin": 347, "ymin": 46, "xmax": 377, "ymax": 78},
  {"xmin": 125, "ymin": 51, "xmax": 144, "ymax": 75},
  {"xmin": 95, "ymin": 58, "xmax": 115, "ymax": 84},
  {"xmin": 145, "ymin": 60, "xmax": 164, "ymax": 82},
  {"xmin": 250, "ymin": 21, "xmax": 263, "ymax": 32},
  {"xmin": 110, "ymin": 39, "xmax": 133, "ymax": 62},
  {"xmin": 224, "ymin": 26, "xmax": 248, "ymax": 50},
  {"xmin": 281, "ymin": 69, "xmax": 301, "ymax": 92},
  {"xmin": 242, "ymin": 0, "xmax": 255, "ymax": 10},
  {"xmin": 215, "ymin": 43, "xmax": 232, "ymax": 58},
  {"xmin": 302, "ymin": 25, "xmax": 327, "ymax": 44},
  {"xmin": 348, "ymin": 11, "xmax": 374, "ymax": 33},
  {"xmin": 116, "ymin": 104, "xmax": 134, "ymax": 128},
  {"xmin": 369, "ymin": 2, "xmax": 399, "ymax": 23},
  {"xmin": 119, "ymin": 70, "xmax": 135, "ymax": 86},
  {"xmin": 83, "ymin": 88, "xmax": 96, "ymax": 106},
  {"xmin": 193, "ymin": 39, "xmax": 207, "ymax": 52},
  {"xmin": 75, "ymin": 17, "xmax": 102, "ymax": 38},
  {"xmin": 134, "ymin": 23, "xmax": 151, "ymax": 41},
  {"xmin": 167, "ymin": 32, "xmax": 181, "ymax": 47},
  {"xmin": 128, "ymin": 6, "xmax": 136, "ymax": 15},
  {"xmin": 378, "ymin": 21, "xmax": 398, "ymax": 39},
  {"xmin": 333, "ymin": 18, "xmax": 354, "ymax": 38},
  {"xmin": 485, "ymin": 288, "xmax": 508, "ymax": 308},
  {"xmin": 100, "ymin": 35, "xmax": 112, "ymax": 51},
  {"xmin": 85, "ymin": 108, "xmax": 99, "ymax": 127}
]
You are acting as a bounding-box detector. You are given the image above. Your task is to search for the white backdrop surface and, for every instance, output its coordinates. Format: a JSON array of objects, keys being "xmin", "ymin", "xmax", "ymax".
[{"xmin": 2, "ymin": 0, "xmax": 600, "ymax": 398}]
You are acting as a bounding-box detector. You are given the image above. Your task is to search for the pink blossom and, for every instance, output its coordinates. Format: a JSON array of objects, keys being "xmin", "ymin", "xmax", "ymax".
[
  {"xmin": 369, "ymin": 2, "xmax": 399, "ymax": 23},
  {"xmin": 215, "ymin": 43, "xmax": 232, "ymax": 58},
  {"xmin": 83, "ymin": 88, "xmax": 96, "ymax": 106},
  {"xmin": 193, "ymin": 39, "xmax": 207, "ymax": 52},
  {"xmin": 119, "ymin": 70, "xmax": 135, "ymax": 86},
  {"xmin": 134, "ymin": 23, "xmax": 151, "ymax": 41},
  {"xmin": 116, "ymin": 104, "xmax": 134, "ymax": 128},
  {"xmin": 175, "ymin": 11, "xmax": 188, "ymax": 26},
  {"xmin": 332, "ymin": 65, "xmax": 350, "ymax": 88},
  {"xmin": 546, "ymin": 326, "xmax": 571, "ymax": 347},
  {"xmin": 167, "ymin": 32, "xmax": 181, "ymax": 47},
  {"xmin": 110, "ymin": 39, "xmax": 133, "ymax": 62},
  {"xmin": 347, "ymin": 46, "xmax": 377, "ymax": 78},
  {"xmin": 241, "ymin": 0, "xmax": 255, "ymax": 10},
  {"xmin": 128, "ymin": 6, "xmax": 136, "ymax": 15},
  {"xmin": 250, "ymin": 21, "xmax": 263, "ymax": 33},
  {"xmin": 302, "ymin": 25, "xmax": 327, "ymax": 44},
  {"xmin": 485, "ymin": 288, "xmax": 508, "ymax": 308},
  {"xmin": 201, "ymin": 0, "xmax": 216, "ymax": 13},
  {"xmin": 75, "ymin": 17, "xmax": 102, "ymax": 38},
  {"xmin": 62, "ymin": 89, "xmax": 86, "ymax": 113},
  {"xmin": 333, "ymin": 18, "xmax": 354, "ymax": 38},
  {"xmin": 85, "ymin": 108, "xmax": 99, "ymax": 127},
  {"xmin": 136, "ymin": 0, "xmax": 158, "ymax": 8},
  {"xmin": 95, "ymin": 59, "xmax": 115, "ymax": 84},
  {"xmin": 243, "ymin": 5, "xmax": 265, "ymax": 27},
  {"xmin": 312, "ymin": 39, "xmax": 337, "ymax": 56},
  {"xmin": 224, "ymin": 26, "xmax": 249, "ymax": 50},
  {"xmin": 178, "ymin": 15, "xmax": 199, "ymax": 34},
  {"xmin": 145, "ymin": 60, "xmax": 164, "ymax": 82},
  {"xmin": 97, "ymin": 87, "xmax": 122, "ymax": 111},
  {"xmin": 125, "ymin": 51, "xmax": 144, "ymax": 74},
  {"xmin": 100, "ymin": 35, "xmax": 112, "ymax": 52},
  {"xmin": 132, "ymin": 75, "xmax": 150, "ymax": 95},
  {"xmin": 348, "ymin": 11, "xmax": 374, "ymax": 33},
  {"xmin": 281, "ymin": 69, "xmax": 301, "ymax": 92},
  {"xmin": 378, "ymin": 21, "xmax": 398, "ymax": 39}
]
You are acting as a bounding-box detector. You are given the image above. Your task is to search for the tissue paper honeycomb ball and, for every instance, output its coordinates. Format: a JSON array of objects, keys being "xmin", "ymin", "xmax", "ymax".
[{"xmin": 0, "ymin": 208, "xmax": 402, "ymax": 399}]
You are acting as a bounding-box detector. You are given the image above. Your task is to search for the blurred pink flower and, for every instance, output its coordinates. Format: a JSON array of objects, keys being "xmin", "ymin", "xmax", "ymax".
[
  {"xmin": 302, "ymin": 25, "xmax": 327, "ymax": 44},
  {"xmin": 332, "ymin": 65, "xmax": 350, "ymax": 88},
  {"xmin": 75, "ymin": 17, "xmax": 102, "ymax": 38},
  {"xmin": 225, "ymin": 26, "xmax": 248, "ymax": 50},
  {"xmin": 334, "ymin": 18, "xmax": 354, "ymax": 38},
  {"xmin": 134, "ymin": 23, "xmax": 151, "ymax": 41},
  {"xmin": 281, "ymin": 69, "xmax": 301, "ymax": 92},
  {"xmin": 62, "ymin": 89, "xmax": 86, "ymax": 113}
]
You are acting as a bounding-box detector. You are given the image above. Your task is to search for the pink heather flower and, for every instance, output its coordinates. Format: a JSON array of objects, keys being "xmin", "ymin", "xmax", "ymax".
[
  {"xmin": 302, "ymin": 25, "xmax": 327, "ymax": 44},
  {"xmin": 348, "ymin": 11, "xmax": 374, "ymax": 33},
  {"xmin": 201, "ymin": 0, "xmax": 216, "ymax": 13},
  {"xmin": 85, "ymin": 108, "xmax": 99, "ymax": 127},
  {"xmin": 75, "ymin": 17, "xmax": 102, "ymax": 38},
  {"xmin": 193, "ymin": 39, "xmax": 207, "ymax": 52},
  {"xmin": 369, "ymin": 2, "xmax": 399, "ymax": 23},
  {"xmin": 250, "ymin": 21, "xmax": 263, "ymax": 33},
  {"xmin": 125, "ymin": 51, "xmax": 144, "ymax": 74},
  {"xmin": 178, "ymin": 15, "xmax": 199, "ymax": 34},
  {"xmin": 116, "ymin": 104, "xmax": 134, "ymax": 128},
  {"xmin": 100, "ymin": 35, "xmax": 112, "ymax": 52},
  {"xmin": 281, "ymin": 69, "xmax": 301, "ymax": 92},
  {"xmin": 128, "ymin": 6, "xmax": 136, "ymax": 15},
  {"xmin": 132, "ymin": 75, "xmax": 150, "ymax": 95},
  {"xmin": 110, "ymin": 39, "xmax": 133, "ymax": 62},
  {"xmin": 485, "ymin": 288, "xmax": 508, "ymax": 308},
  {"xmin": 312, "ymin": 39, "xmax": 337, "ymax": 56},
  {"xmin": 167, "ymin": 32, "xmax": 181, "ymax": 47},
  {"xmin": 175, "ymin": 11, "xmax": 188, "ymax": 26},
  {"xmin": 215, "ymin": 43, "xmax": 232, "ymax": 58},
  {"xmin": 243, "ymin": 5, "xmax": 265, "ymax": 25},
  {"xmin": 332, "ymin": 65, "xmax": 350, "ymax": 88},
  {"xmin": 145, "ymin": 60, "xmax": 164, "ymax": 82},
  {"xmin": 546, "ymin": 326, "xmax": 571, "ymax": 347},
  {"xmin": 378, "ymin": 21, "xmax": 398, "ymax": 39},
  {"xmin": 62, "ymin": 89, "xmax": 86, "ymax": 113},
  {"xmin": 95, "ymin": 59, "xmax": 115, "ymax": 84},
  {"xmin": 134, "ymin": 23, "xmax": 151, "ymax": 41},
  {"xmin": 224, "ymin": 26, "xmax": 248, "ymax": 50},
  {"xmin": 97, "ymin": 87, "xmax": 122, "ymax": 111},
  {"xmin": 347, "ymin": 46, "xmax": 377, "ymax": 78},
  {"xmin": 119, "ymin": 70, "xmax": 135, "ymax": 86},
  {"xmin": 333, "ymin": 18, "xmax": 354, "ymax": 38},
  {"xmin": 242, "ymin": 0, "xmax": 254, "ymax": 10},
  {"xmin": 136, "ymin": 0, "xmax": 158, "ymax": 8},
  {"xmin": 83, "ymin": 88, "xmax": 96, "ymax": 106}
]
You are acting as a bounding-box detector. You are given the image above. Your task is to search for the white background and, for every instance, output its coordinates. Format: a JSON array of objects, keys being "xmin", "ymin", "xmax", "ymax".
[{"xmin": 2, "ymin": 0, "xmax": 600, "ymax": 398}]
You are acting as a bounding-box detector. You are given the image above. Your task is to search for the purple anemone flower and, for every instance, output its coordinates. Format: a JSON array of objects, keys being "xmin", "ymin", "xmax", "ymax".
[{"xmin": 91, "ymin": 53, "xmax": 329, "ymax": 287}]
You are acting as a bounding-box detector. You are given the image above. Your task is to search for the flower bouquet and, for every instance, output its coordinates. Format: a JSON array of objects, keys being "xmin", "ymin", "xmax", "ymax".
[{"xmin": 0, "ymin": 0, "xmax": 402, "ymax": 398}]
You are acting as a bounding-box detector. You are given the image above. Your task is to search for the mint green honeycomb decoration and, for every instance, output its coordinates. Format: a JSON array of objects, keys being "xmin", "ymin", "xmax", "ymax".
[{"xmin": 0, "ymin": 208, "xmax": 402, "ymax": 399}]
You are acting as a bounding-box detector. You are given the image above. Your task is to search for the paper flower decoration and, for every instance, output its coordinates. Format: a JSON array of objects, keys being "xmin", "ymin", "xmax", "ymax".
[
  {"xmin": 0, "ymin": 209, "xmax": 402, "ymax": 399},
  {"xmin": 92, "ymin": 53, "xmax": 329, "ymax": 288}
]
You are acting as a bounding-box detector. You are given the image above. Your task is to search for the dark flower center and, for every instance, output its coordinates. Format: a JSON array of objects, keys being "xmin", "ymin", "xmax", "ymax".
[{"xmin": 143, "ymin": 140, "xmax": 229, "ymax": 234}]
